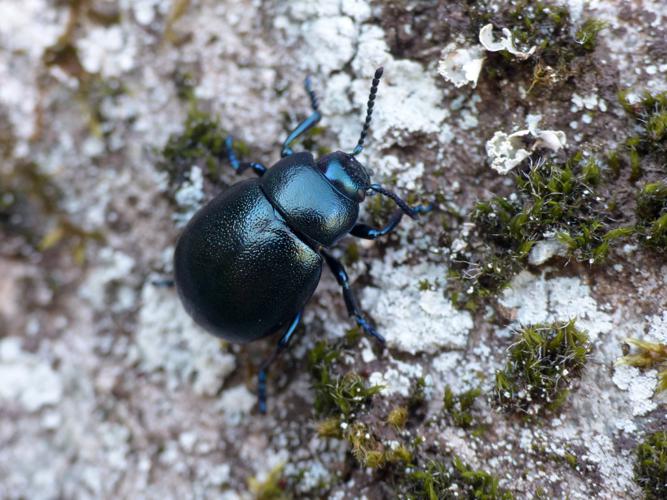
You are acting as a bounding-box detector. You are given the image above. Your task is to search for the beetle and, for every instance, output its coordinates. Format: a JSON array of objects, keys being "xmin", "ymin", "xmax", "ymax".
[{"xmin": 173, "ymin": 67, "xmax": 431, "ymax": 412}]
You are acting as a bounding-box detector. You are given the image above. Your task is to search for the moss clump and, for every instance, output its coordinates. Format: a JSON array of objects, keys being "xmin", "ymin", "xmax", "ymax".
[
  {"xmin": 404, "ymin": 457, "xmax": 513, "ymax": 500},
  {"xmin": 618, "ymin": 90, "xmax": 667, "ymax": 180},
  {"xmin": 387, "ymin": 406, "xmax": 409, "ymax": 430},
  {"xmin": 636, "ymin": 182, "xmax": 667, "ymax": 252},
  {"xmin": 494, "ymin": 320, "xmax": 590, "ymax": 415},
  {"xmin": 309, "ymin": 340, "xmax": 395, "ymax": 468},
  {"xmin": 308, "ymin": 339, "xmax": 421, "ymax": 470},
  {"xmin": 442, "ymin": 385, "xmax": 482, "ymax": 429},
  {"xmin": 367, "ymin": 189, "xmax": 398, "ymax": 227},
  {"xmin": 160, "ymin": 108, "xmax": 230, "ymax": 186},
  {"xmin": 470, "ymin": 1, "xmax": 606, "ymax": 90},
  {"xmin": 248, "ymin": 463, "xmax": 291, "ymax": 500},
  {"xmin": 618, "ymin": 338, "xmax": 667, "ymax": 393},
  {"xmin": 308, "ymin": 340, "xmax": 382, "ymax": 417},
  {"xmin": 634, "ymin": 431, "xmax": 667, "ymax": 500},
  {"xmin": 448, "ymin": 154, "xmax": 633, "ymax": 308}
]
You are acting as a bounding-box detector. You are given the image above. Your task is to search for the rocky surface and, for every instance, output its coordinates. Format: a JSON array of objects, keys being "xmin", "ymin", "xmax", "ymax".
[{"xmin": 0, "ymin": 0, "xmax": 665, "ymax": 498}]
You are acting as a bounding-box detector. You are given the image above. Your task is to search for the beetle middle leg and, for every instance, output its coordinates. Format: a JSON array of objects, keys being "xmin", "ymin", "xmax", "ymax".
[
  {"xmin": 225, "ymin": 136, "xmax": 267, "ymax": 176},
  {"xmin": 257, "ymin": 310, "xmax": 303, "ymax": 413},
  {"xmin": 321, "ymin": 250, "xmax": 385, "ymax": 344},
  {"xmin": 281, "ymin": 76, "xmax": 322, "ymax": 158}
]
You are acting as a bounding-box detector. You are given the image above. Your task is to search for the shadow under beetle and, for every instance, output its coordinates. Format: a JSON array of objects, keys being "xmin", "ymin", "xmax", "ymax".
[{"xmin": 173, "ymin": 67, "xmax": 431, "ymax": 413}]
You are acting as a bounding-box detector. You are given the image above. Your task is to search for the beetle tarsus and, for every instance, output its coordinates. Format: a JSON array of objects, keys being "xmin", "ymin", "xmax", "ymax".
[
  {"xmin": 151, "ymin": 278, "xmax": 175, "ymax": 288},
  {"xmin": 225, "ymin": 135, "xmax": 267, "ymax": 176},
  {"xmin": 256, "ymin": 311, "xmax": 303, "ymax": 413},
  {"xmin": 355, "ymin": 315, "xmax": 385, "ymax": 344}
]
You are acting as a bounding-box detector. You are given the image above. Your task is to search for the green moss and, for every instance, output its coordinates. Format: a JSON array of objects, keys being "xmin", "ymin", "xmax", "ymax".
[
  {"xmin": 343, "ymin": 241, "xmax": 360, "ymax": 265},
  {"xmin": 367, "ymin": 190, "xmax": 397, "ymax": 227},
  {"xmin": 159, "ymin": 107, "xmax": 229, "ymax": 185},
  {"xmin": 300, "ymin": 125, "xmax": 328, "ymax": 155},
  {"xmin": 308, "ymin": 339, "xmax": 424, "ymax": 470},
  {"xmin": 493, "ymin": 320, "xmax": 590, "ymax": 415},
  {"xmin": 574, "ymin": 19, "xmax": 608, "ymax": 52},
  {"xmin": 173, "ymin": 70, "xmax": 197, "ymax": 102},
  {"xmin": 442, "ymin": 385, "xmax": 482, "ymax": 429},
  {"xmin": 308, "ymin": 340, "xmax": 382, "ymax": 418},
  {"xmin": 248, "ymin": 463, "xmax": 291, "ymax": 500},
  {"xmin": 617, "ymin": 90, "xmax": 667, "ymax": 180},
  {"xmin": 634, "ymin": 431, "xmax": 667, "ymax": 500},
  {"xmin": 470, "ymin": 1, "xmax": 606, "ymax": 90},
  {"xmin": 408, "ymin": 376, "xmax": 427, "ymax": 410},
  {"xmin": 387, "ymin": 406, "xmax": 409, "ymax": 430},
  {"xmin": 448, "ymin": 154, "xmax": 634, "ymax": 307},
  {"xmin": 618, "ymin": 338, "xmax": 667, "ymax": 393},
  {"xmin": 636, "ymin": 182, "xmax": 667, "ymax": 252},
  {"xmin": 404, "ymin": 457, "xmax": 514, "ymax": 500}
]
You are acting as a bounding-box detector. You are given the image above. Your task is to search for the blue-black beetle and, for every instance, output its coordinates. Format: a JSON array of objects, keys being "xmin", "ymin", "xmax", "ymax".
[{"xmin": 173, "ymin": 68, "xmax": 430, "ymax": 412}]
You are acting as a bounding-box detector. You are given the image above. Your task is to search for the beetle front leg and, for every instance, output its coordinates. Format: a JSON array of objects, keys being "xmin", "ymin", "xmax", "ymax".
[
  {"xmin": 281, "ymin": 76, "xmax": 322, "ymax": 157},
  {"xmin": 351, "ymin": 204, "xmax": 432, "ymax": 240},
  {"xmin": 225, "ymin": 136, "xmax": 267, "ymax": 176},
  {"xmin": 321, "ymin": 250, "xmax": 385, "ymax": 344},
  {"xmin": 257, "ymin": 310, "xmax": 303, "ymax": 413}
]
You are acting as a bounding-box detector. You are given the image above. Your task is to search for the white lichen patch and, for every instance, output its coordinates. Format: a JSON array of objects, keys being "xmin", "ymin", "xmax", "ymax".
[
  {"xmin": 172, "ymin": 166, "xmax": 205, "ymax": 227},
  {"xmin": 500, "ymin": 271, "xmax": 612, "ymax": 339},
  {"xmin": 77, "ymin": 25, "xmax": 138, "ymax": 78},
  {"xmin": 0, "ymin": 0, "xmax": 65, "ymax": 144},
  {"xmin": 362, "ymin": 259, "xmax": 472, "ymax": 354},
  {"xmin": 78, "ymin": 247, "xmax": 137, "ymax": 312},
  {"xmin": 133, "ymin": 283, "xmax": 236, "ymax": 396},
  {"xmin": 528, "ymin": 239, "xmax": 569, "ymax": 266},
  {"xmin": 647, "ymin": 310, "xmax": 667, "ymax": 343},
  {"xmin": 438, "ymin": 42, "xmax": 485, "ymax": 88},
  {"xmin": 486, "ymin": 118, "xmax": 567, "ymax": 174},
  {"xmin": 0, "ymin": 337, "xmax": 63, "ymax": 412},
  {"xmin": 217, "ymin": 385, "xmax": 256, "ymax": 425},
  {"xmin": 369, "ymin": 359, "xmax": 425, "ymax": 397},
  {"xmin": 371, "ymin": 155, "xmax": 425, "ymax": 190},
  {"xmin": 362, "ymin": 59, "xmax": 449, "ymax": 149},
  {"xmin": 486, "ymin": 130, "xmax": 532, "ymax": 174},
  {"xmin": 479, "ymin": 24, "xmax": 537, "ymax": 60},
  {"xmin": 612, "ymin": 365, "xmax": 658, "ymax": 416}
]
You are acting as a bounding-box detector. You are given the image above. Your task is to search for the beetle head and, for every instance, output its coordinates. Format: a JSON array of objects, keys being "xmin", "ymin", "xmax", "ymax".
[{"xmin": 317, "ymin": 151, "xmax": 371, "ymax": 202}]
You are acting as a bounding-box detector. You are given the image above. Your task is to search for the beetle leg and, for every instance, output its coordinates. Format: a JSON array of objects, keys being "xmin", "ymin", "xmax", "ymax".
[
  {"xmin": 257, "ymin": 310, "xmax": 303, "ymax": 414},
  {"xmin": 321, "ymin": 250, "xmax": 385, "ymax": 344},
  {"xmin": 280, "ymin": 76, "xmax": 322, "ymax": 157},
  {"xmin": 351, "ymin": 209, "xmax": 403, "ymax": 239},
  {"xmin": 351, "ymin": 204, "xmax": 432, "ymax": 240},
  {"xmin": 150, "ymin": 278, "xmax": 175, "ymax": 288},
  {"xmin": 225, "ymin": 135, "xmax": 267, "ymax": 176}
]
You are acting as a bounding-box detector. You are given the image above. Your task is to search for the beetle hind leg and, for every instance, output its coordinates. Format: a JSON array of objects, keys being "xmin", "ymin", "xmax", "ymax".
[
  {"xmin": 257, "ymin": 310, "xmax": 303, "ymax": 413},
  {"xmin": 225, "ymin": 135, "xmax": 267, "ymax": 176},
  {"xmin": 321, "ymin": 250, "xmax": 385, "ymax": 345}
]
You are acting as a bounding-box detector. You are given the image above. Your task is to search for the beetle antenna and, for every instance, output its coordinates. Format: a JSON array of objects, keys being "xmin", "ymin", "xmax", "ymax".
[
  {"xmin": 351, "ymin": 67, "xmax": 384, "ymax": 156},
  {"xmin": 368, "ymin": 183, "xmax": 423, "ymax": 219}
]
